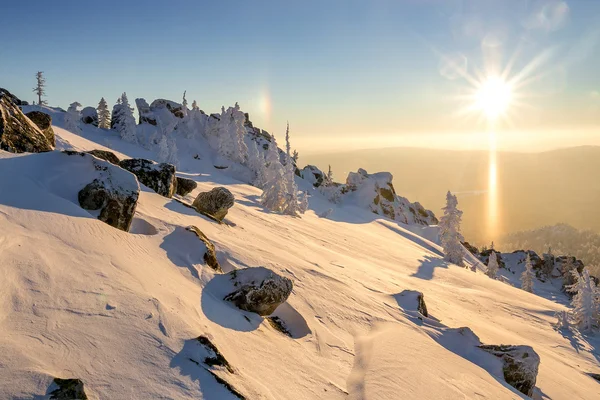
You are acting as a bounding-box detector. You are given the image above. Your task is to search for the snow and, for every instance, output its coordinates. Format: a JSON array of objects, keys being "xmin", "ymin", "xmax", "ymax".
[{"xmin": 0, "ymin": 112, "xmax": 599, "ymax": 399}]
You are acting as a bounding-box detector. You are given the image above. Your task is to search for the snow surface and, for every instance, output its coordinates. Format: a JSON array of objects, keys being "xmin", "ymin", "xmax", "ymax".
[{"xmin": 0, "ymin": 110, "xmax": 599, "ymax": 399}]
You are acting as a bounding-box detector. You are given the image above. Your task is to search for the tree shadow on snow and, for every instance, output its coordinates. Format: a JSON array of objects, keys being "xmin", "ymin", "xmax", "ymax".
[
  {"xmin": 411, "ymin": 256, "xmax": 449, "ymax": 280},
  {"xmin": 377, "ymin": 221, "xmax": 443, "ymax": 257}
]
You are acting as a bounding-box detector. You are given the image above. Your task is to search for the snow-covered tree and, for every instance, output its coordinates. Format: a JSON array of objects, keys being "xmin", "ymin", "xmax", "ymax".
[
  {"xmin": 486, "ymin": 251, "xmax": 499, "ymax": 279},
  {"xmin": 567, "ymin": 269, "xmax": 599, "ymax": 332},
  {"xmin": 248, "ymin": 139, "xmax": 267, "ymax": 188},
  {"xmin": 157, "ymin": 136, "xmax": 179, "ymax": 168},
  {"xmin": 112, "ymin": 93, "xmax": 137, "ymax": 143},
  {"xmin": 33, "ymin": 71, "xmax": 47, "ymax": 105},
  {"xmin": 326, "ymin": 165, "xmax": 334, "ymax": 185},
  {"xmin": 261, "ymin": 136, "xmax": 288, "ymax": 212},
  {"xmin": 439, "ymin": 191, "xmax": 464, "ymax": 266},
  {"xmin": 299, "ymin": 191, "xmax": 309, "ymax": 214},
  {"xmin": 215, "ymin": 104, "xmax": 248, "ymax": 163},
  {"xmin": 561, "ymin": 256, "xmax": 578, "ymax": 288},
  {"xmin": 521, "ymin": 253, "xmax": 535, "ymax": 293},
  {"xmin": 181, "ymin": 91, "xmax": 189, "ymax": 118},
  {"xmin": 192, "ymin": 100, "xmax": 199, "ymax": 110},
  {"xmin": 292, "ymin": 149, "xmax": 299, "ymax": 163},
  {"xmin": 64, "ymin": 102, "xmax": 82, "ymax": 134},
  {"xmin": 556, "ymin": 310, "xmax": 570, "ymax": 330},
  {"xmin": 97, "ymin": 97, "xmax": 111, "ymax": 129},
  {"xmin": 282, "ymin": 123, "xmax": 300, "ymax": 216}
]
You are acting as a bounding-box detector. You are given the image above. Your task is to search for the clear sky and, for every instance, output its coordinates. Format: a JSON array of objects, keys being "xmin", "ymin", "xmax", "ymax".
[{"xmin": 2, "ymin": 0, "xmax": 599, "ymax": 152}]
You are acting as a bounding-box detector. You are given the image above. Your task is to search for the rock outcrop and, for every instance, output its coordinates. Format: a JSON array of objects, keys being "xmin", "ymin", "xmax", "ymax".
[
  {"xmin": 341, "ymin": 168, "xmax": 438, "ymax": 225},
  {"xmin": 49, "ymin": 378, "xmax": 88, "ymax": 399},
  {"xmin": 300, "ymin": 165, "xmax": 326, "ymax": 188},
  {"xmin": 479, "ymin": 344, "xmax": 540, "ymax": 397},
  {"xmin": 86, "ymin": 149, "xmax": 120, "ymax": 165},
  {"xmin": 135, "ymin": 98, "xmax": 156, "ymax": 125},
  {"xmin": 81, "ymin": 106, "xmax": 98, "ymax": 126},
  {"xmin": 224, "ymin": 267, "xmax": 293, "ymax": 316},
  {"xmin": 192, "ymin": 187, "xmax": 235, "ymax": 221},
  {"xmin": 119, "ymin": 158, "xmax": 176, "ymax": 198},
  {"xmin": 69, "ymin": 152, "xmax": 139, "ymax": 231},
  {"xmin": 24, "ymin": 110, "xmax": 55, "ymax": 146},
  {"xmin": 186, "ymin": 226, "xmax": 221, "ymax": 272},
  {"xmin": 0, "ymin": 95, "xmax": 53, "ymax": 153},
  {"xmin": 0, "ymin": 88, "xmax": 28, "ymax": 106},
  {"xmin": 176, "ymin": 177, "xmax": 198, "ymax": 196}
]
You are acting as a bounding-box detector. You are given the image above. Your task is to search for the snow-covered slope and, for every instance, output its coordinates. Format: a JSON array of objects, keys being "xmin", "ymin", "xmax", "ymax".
[{"xmin": 1, "ymin": 114, "xmax": 599, "ymax": 399}]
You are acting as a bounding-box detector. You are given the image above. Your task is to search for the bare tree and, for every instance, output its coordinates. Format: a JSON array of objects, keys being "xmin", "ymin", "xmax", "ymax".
[{"xmin": 33, "ymin": 71, "xmax": 47, "ymax": 105}]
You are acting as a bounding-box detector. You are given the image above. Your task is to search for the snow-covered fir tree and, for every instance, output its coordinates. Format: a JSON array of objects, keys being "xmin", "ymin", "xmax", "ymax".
[
  {"xmin": 299, "ymin": 191, "xmax": 309, "ymax": 214},
  {"xmin": 248, "ymin": 139, "xmax": 267, "ymax": 188},
  {"xmin": 192, "ymin": 100, "xmax": 199, "ymax": 110},
  {"xmin": 282, "ymin": 123, "xmax": 300, "ymax": 216},
  {"xmin": 33, "ymin": 71, "xmax": 47, "ymax": 105},
  {"xmin": 326, "ymin": 164, "xmax": 334, "ymax": 186},
  {"xmin": 521, "ymin": 253, "xmax": 535, "ymax": 293},
  {"xmin": 556, "ymin": 310, "xmax": 569, "ymax": 330},
  {"xmin": 439, "ymin": 191, "xmax": 464, "ymax": 266},
  {"xmin": 112, "ymin": 93, "xmax": 137, "ymax": 143},
  {"xmin": 292, "ymin": 149, "xmax": 299, "ymax": 163},
  {"xmin": 157, "ymin": 136, "xmax": 179, "ymax": 168},
  {"xmin": 64, "ymin": 102, "xmax": 82, "ymax": 134},
  {"xmin": 486, "ymin": 251, "xmax": 499, "ymax": 279},
  {"xmin": 261, "ymin": 135, "xmax": 288, "ymax": 212},
  {"xmin": 215, "ymin": 104, "xmax": 248, "ymax": 164},
  {"xmin": 567, "ymin": 268, "xmax": 599, "ymax": 332},
  {"xmin": 97, "ymin": 97, "xmax": 111, "ymax": 129}
]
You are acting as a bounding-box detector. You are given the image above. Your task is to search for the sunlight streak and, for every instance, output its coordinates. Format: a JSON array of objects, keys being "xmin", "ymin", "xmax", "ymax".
[{"xmin": 487, "ymin": 129, "xmax": 499, "ymax": 242}]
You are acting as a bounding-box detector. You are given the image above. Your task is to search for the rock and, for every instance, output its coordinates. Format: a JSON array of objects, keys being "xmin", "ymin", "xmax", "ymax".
[
  {"xmin": 0, "ymin": 95, "xmax": 53, "ymax": 153},
  {"xmin": 49, "ymin": 378, "xmax": 88, "ymax": 399},
  {"xmin": 150, "ymin": 99, "xmax": 185, "ymax": 119},
  {"xmin": 0, "ymin": 88, "xmax": 28, "ymax": 106},
  {"xmin": 72, "ymin": 152, "xmax": 139, "ymax": 231},
  {"xmin": 86, "ymin": 149, "xmax": 120, "ymax": 165},
  {"xmin": 186, "ymin": 226, "xmax": 221, "ymax": 272},
  {"xmin": 135, "ymin": 98, "xmax": 156, "ymax": 125},
  {"xmin": 119, "ymin": 158, "xmax": 176, "ymax": 198},
  {"xmin": 24, "ymin": 110, "xmax": 55, "ymax": 146},
  {"xmin": 223, "ymin": 267, "xmax": 293, "ymax": 316},
  {"xmin": 342, "ymin": 168, "xmax": 438, "ymax": 225},
  {"xmin": 176, "ymin": 177, "xmax": 197, "ymax": 196},
  {"xmin": 462, "ymin": 241, "xmax": 479, "ymax": 255},
  {"xmin": 195, "ymin": 336, "xmax": 234, "ymax": 373},
  {"xmin": 478, "ymin": 344, "xmax": 540, "ymax": 397},
  {"xmin": 300, "ymin": 165, "xmax": 326, "ymax": 187},
  {"xmin": 396, "ymin": 290, "xmax": 429, "ymax": 318},
  {"xmin": 192, "ymin": 187, "xmax": 235, "ymax": 221},
  {"xmin": 480, "ymin": 249, "xmax": 506, "ymax": 270},
  {"xmin": 80, "ymin": 106, "xmax": 98, "ymax": 126}
]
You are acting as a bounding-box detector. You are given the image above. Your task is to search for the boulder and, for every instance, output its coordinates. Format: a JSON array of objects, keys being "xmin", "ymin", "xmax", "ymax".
[
  {"xmin": 25, "ymin": 110, "xmax": 55, "ymax": 146},
  {"xmin": 119, "ymin": 158, "xmax": 176, "ymax": 198},
  {"xmin": 395, "ymin": 290, "xmax": 429, "ymax": 318},
  {"xmin": 176, "ymin": 177, "xmax": 198, "ymax": 196},
  {"xmin": 223, "ymin": 267, "xmax": 293, "ymax": 316},
  {"xmin": 49, "ymin": 378, "xmax": 88, "ymax": 399},
  {"xmin": 135, "ymin": 98, "xmax": 156, "ymax": 125},
  {"xmin": 80, "ymin": 106, "xmax": 98, "ymax": 126},
  {"xmin": 0, "ymin": 95, "xmax": 53, "ymax": 153},
  {"xmin": 150, "ymin": 99, "xmax": 185, "ymax": 119},
  {"xmin": 0, "ymin": 88, "xmax": 28, "ymax": 106},
  {"xmin": 86, "ymin": 149, "xmax": 120, "ymax": 165},
  {"xmin": 300, "ymin": 165, "xmax": 326, "ymax": 187},
  {"xmin": 186, "ymin": 226, "xmax": 221, "ymax": 272},
  {"xmin": 478, "ymin": 345, "xmax": 540, "ymax": 397},
  {"xmin": 192, "ymin": 187, "xmax": 235, "ymax": 221}
]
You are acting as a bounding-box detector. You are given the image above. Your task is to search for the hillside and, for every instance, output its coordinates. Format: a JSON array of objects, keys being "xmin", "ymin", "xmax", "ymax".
[{"xmin": 0, "ymin": 102, "xmax": 599, "ymax": 399}]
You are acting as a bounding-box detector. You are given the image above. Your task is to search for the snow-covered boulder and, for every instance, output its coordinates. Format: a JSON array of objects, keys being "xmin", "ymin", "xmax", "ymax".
[
  {"xmin": 300, "ymin": 165, "xmax": 326, "ymax": 187},
  {"xmin": 192, "ymin": 187, "xmax": 235, "ymax": 221},
  {"xmin": 0, "ymin": 95, "xmax": 53, "ymax": 153},
  {"xmin": 86, "ymin": 149, "xmax": 120, "ymax": 165},
  {"xmin": 341, "ymin": 168, "xmax": 438, "ymax": 225},
  {"xmin": 81, "ymin": 106, "xmax": 98, "ymax": 126},
  {"xmin": 0, "ymin": 87, "xmax": 27, "ymax": 105},
  {"xmin": 135, "ymin": 98, "xmax": 156, "ymax": 125},
  {"xmin": 24, "ymin": 110, "xmax": 55, "ymax": 146},
  {"xmin": 175, "ymin": 177, "xmax": 197, "ymax": 196},
  {"xmin": 223, "ymin": 267, "xmax": 293, "ymax": 316},
  {"xmin": 119, "ymin": 158, "xmax": 176, "ymax": 198},
  {"xmin": 150, "ymin": 99, "xmax": 185, "ymax": 119},
  {"xmin": 48, "ymin": 378, "xmax": 88, "ymax": 399},
  {"xmin": 479, "ymin": 345, "xmax": 540, "ymax": 397},
  {"xmin": 186, "ymin": 226, "xmax": 221, "ymax": 272}
]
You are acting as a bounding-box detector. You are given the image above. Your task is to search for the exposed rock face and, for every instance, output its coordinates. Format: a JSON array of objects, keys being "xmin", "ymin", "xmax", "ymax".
[
  {"xmin": 150, "ymin": 99, "xmax": 185, "ymax": 119},
  {"xmin": 71, "ymin": 152, "xmax": 139, "ymax": 231},
  {"xmin": 479, "ymin": 345, "xmax": 540, "ymax": 397},
  {"xmin": 0, "ymin": 96, "xmax": 53, "ymax": 153},
  {"xmin": 81, "ymin": 106, "xmax": 98, "ymax": 126},
  {"xmin": 300, "ymin": 165, "xmax": 326, "ymax": 187},
  {"xmin": 119, "ymin": 158, "xmax": 176, "ymax": 198},
  {"xmin": 341, "ymin": 168, "xmax": 438, "ymax": 225},
  {"xmin": 224, "ymin": 267, "xmax": 293, "ymax": 316},
  {"xmin": 50, "ymin": 378, "xmax": 88, "ymax": 399},
  {"xmin": 176, "ymin": 177, "xmax": 198, "ymax": 196},
  {"xmin": 86, "ymin": 149, "xmax": 120, "ymax": 165},
  {"xmin": 135, "ymin": 98, "xmax": 156, "ymax": 125},
  {"xmin": 24, "ymin": 110, "xmax": 55, "ymax": 146},
  {"xmin": 480, "ymin": 249, "xmax": 506, "ymax": 270},
  {"xmin": 187, "ymin": 226, "xmax": 221, "ymax": 272},
  {"xmin": 396, "ymin": 290, "xmax": 429, "ymax": 318},
  {"xmin": 192, "ymin": 187, "xmax": 235, "ymax": 221},
  {"xmin": 0, "ymin": 88, "xmax": 28, "ymax": 105}
]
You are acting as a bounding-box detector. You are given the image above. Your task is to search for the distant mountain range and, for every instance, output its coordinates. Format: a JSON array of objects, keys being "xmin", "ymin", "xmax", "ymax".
[{"xmin": 303, "ymin": 145, "xmax": 600, "ymax": 245}]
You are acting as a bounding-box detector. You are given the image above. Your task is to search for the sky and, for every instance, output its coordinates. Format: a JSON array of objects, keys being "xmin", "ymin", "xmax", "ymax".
[{"xmin": 2, "ymin": 0, "xmax": 600, "ymax": 152}]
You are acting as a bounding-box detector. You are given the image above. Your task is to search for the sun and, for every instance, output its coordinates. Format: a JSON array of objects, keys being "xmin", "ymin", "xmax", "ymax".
[{"xmin": 474, "ymin": 76, "xmax": 513, "ymax": 121}]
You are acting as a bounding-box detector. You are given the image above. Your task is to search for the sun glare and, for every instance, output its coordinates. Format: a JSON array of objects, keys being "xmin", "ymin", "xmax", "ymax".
[{"xmin": 474, "ymin": 76, "xmax": 512, "ymax": 120}]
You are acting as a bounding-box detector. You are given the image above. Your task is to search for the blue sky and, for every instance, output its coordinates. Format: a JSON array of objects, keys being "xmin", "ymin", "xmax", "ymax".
[{"xmin": 2, "ymin": 0, "xmax": 599, "ymax": 151}]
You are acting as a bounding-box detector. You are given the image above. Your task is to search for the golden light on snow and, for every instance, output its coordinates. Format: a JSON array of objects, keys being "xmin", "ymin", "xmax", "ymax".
[{"xmin": 473, "ymin": 76, "xmax": 513, "ymax": 121}]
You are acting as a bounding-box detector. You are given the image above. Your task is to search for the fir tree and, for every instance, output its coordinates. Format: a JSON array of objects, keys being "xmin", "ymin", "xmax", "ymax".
[
  {"xmin": 64, "ymin": 102, "xmax": 82, "ymax": 134},
  {"xmin": 486, "ymin": 251, "xmax": 499, "ymax": 279},
  {"xmin": 555, "ymin": 310, "xmax": 570, "ymax": 330},
  {"xmin": 248, "ymin": 139, "xmax": 267, "ymax": 188},
  {"xmin": 261, "ymin": 135, "xmax": 288, "ymax": 212},
  {"xmin": 97, "ymin": 97, "xmax": 111, "ymax": 129},
  {"xmin": 282, "ymin": 122, "xmax": 300, "ymax": 216},
  {"xmin": 439, "ymin": 191, "xmax": 464, "ymax": 266},
  {"xmin": 567, "ymin": 268, "xmax": 599, "ymax": 332},
  {"xmin": 326, "ymin": 165, "xmax": 333, "ymax": 185},
  {"xmin": 521, "ymin": 253, "xmax": 535, "ymax": 293},
  {"xmin": 292, "ymin": 149, "xmax": 299, "ymax": 163},
  {"xmin": 112, "ymin": 93, "xmax": 137, "ymax": 143},
  {"xmin": 299, "ymin": 191, "xmax": 309, "ymax": 214},
  {"xmin": 33, "ymin": 71, "xmax": 47, "ymax": 105}
]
